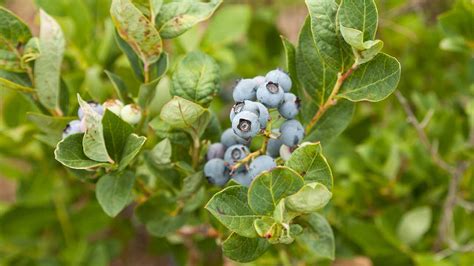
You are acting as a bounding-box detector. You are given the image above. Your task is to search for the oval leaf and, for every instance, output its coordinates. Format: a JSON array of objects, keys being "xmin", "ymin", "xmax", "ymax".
[
  {"xmin": 338, "ymin": 0, "xmax": 378, "ymax": 41},
  {"xmin": 248, "ymin": 166, "xmax": 305, "ymax": 216},
  {"xmin": 102, "ymin": 110, "xmax": 133, "ymax": 162},
  {"xmin": 170, "ymin": 51, "xmax": 220, "ymax": 106},
  {"xmin": 338, "ymin": 53, "xmax": 401, "ymax": 102},
  {"xmin": 286, "ymin": 182, "xmax": 332, "ymax": 213},
  {"xmin": 96, "ymin": 171, "xmax": 135, "ymax": 217},
  {"xmin": 222, "ymin": 233, "xmax": 270, "ymax": 263},
  {"xmin": 205, "ymin": 185, "xmax": 259, "ymax": 238},
  {"xmin": 54, "ymin": 134, "xmax": 110, "ymax": 170},
  {"xmin": 285, "ymin": 142, "xmax": 333, "ymax": 189},
  {"xmin": 111, "ymin": 0, "xmax": 162, "ymax": 65},
  {"xmin": 159, "ymin": 96, "xmax": 206, "ymax": 128},
  {"xmin": 296, "ymin": 213, "xmax": 335, "ymax": 260},
  {"xmin": 156, "ymin": 0, "xmax": 222, "ymax": 39},
  {"xmin": 118, "ymin": 133, "xmax": 147, "ymax": 170},
  {"xmin": 35, "ymin": 9, "xmax": 65, "ymax": 112}
]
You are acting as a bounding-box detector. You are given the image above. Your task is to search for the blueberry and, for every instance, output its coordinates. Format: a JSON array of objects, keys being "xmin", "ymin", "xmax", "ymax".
[
  {"xmin": 229, "ymin": 100, "xmax": 260, "ymax": 122},
  {"xmin": 78, "ymin": 101, "xmax": 104, "ymax": 120},
  {"xmin": 256, "ymin": 81, "xmax": 284, "ymax": 108},
  {"xmin": 232, "ymin": 111, "xmax": 260, "ymax": 139},
  {"xmin": 280, "ymin": 119, "xmax": 304, "ymax": 147},
  {"xmin": 233, "ymin": 78, "xmax": 258, "ymax": 102},
  {"xmin": 204, "ymin": 158, "xmax": 230, "ymax": 186},
  {"xmin": 232, "ymin": 171, "xmax": 253, "ymax": 187},
  {"xmin": 266, "ymin": 131, "xmax": 283, "ymax": 158},
  {"xmin": 265, "ymin": 69, "xmax": 292, "ymax": 92},
  {"xmin": 278, "ymin": 93, "xmax": 300, "ymax": 119},
  {"xmin": 62, "ymin": 120, "xmax": 84, "ymax": 138},
  {"xmin": 254, "ymin": 101, "xmax": 270, "ymax": 128},
  {"xmin": 248, "ymin": 155, "xmax": 276, "ymax": 179},
  {"xmin": 221, "ymin": 128, "xmax": 251, "ymax": 148},
  {"xmin": 120, "ymin": 104, "xmax": 142, "ymax": 124},
  {"xmin": 253, "ymin": 76, "xmax": 266, "ymax": 87},
  {"xmin": 103, "ymin": 99, "xmax": 124, "ymax": 116},
  {"xmin": 224, "ymin": 144, "xmax": 250, "ymax": 165},
  {"xmin": 206, "ymin": 143, "xmax": 226, "ymax": 161}
]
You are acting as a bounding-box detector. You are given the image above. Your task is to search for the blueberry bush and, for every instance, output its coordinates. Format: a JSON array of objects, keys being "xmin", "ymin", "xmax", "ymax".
[{"xmin": 0, "ymin": 0, "xmax": 472, "ymax": 265}]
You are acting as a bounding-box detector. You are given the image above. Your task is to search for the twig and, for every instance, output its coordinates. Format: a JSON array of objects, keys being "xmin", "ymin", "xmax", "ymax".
[
  {"xmin": 395, "ymin": 91, "xmax": 470, "ymax": 251},
  {"xmin": 305, "ymin": 62, "xmax": 358, "ymax": 133}
]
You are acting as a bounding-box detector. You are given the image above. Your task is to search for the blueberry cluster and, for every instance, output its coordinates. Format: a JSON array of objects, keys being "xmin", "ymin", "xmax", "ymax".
[
  {"xmin": 62, "ymin": 99, "xmax": 142, "ymax": 138},
  {"xmin": 204, "ymin": 69, "xmax": 304, "ymax": 187}
]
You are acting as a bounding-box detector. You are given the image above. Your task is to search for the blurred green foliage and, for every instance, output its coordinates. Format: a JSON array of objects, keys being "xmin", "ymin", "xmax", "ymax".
[{"xmin": 0, "ymin": 0, "xmax": 472, "ymax": 265}]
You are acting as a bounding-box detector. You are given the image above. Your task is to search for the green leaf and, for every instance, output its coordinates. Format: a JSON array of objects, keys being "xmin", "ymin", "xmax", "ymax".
[
  {"xmin": 118, "ymin": 133, "xmax": 146, "ymax": 170},
  {"xmin": 149, "ymin": 138, "xmax": 172, "ymax": 165},
  {"xmin": 78, "ymin": 95, "xmax": 112, "ymax": 163},
  {"xmin": 281, "ymin": 36, "xmax": 300, "ymax": 94},
  {"xmin": 35, "ymin": 9, "xmax": 65, "ymax": 112},
  {"xmin": 102, "ymin": 110, "xmax": 133, "ymax": 162},
  {"xmin": 338, "ymin": 53, "xmax": 401, "ymax": 102},
  {"xmin": 253, "ymin": 216, "xmax": 276, "ymax": 238},
  {"xmin": 286, "ymin": 182, "xmax": 332, "ymax": 213},
  {"xmin": 149, "ymin": 0, "xmax": 163, "ymax": 23},
  {"xmin": 296, "ymin": 18, "xmax": 339, "ymax": 106},
  {"xmin": 205, "ymin": 185, "xmax": 259, "ymax": 238},
  {"xmin": 21, "ymin": 37, "xmax": 41, "ymax": 65},
  {"xmin": 0, "ymin": 50, "xmax": 22, "ymax": 72},
  {"xmin": 27, "ymin": 112, "xmax": 72, "ymax": 134},
  {"xmin": 179, "ymin": 171, "xmax": 204, "ymax": 199},
  {"xmin": 397, "ymin": 206, "xmax": 432, "ymax": 245},
  {"xmin": 304, "ymin": 99, "xmax": 354, "ymax": 145},
  {"xmin": 285, "ymin": 142, "xmax": 333, "ymax": 189},
  {"xmin": 137, "ymin": 78, "xmax": 159, "ymax": 109},
  {"xmin": 135, "ymin": 194, "xmax": 188, "ymax": 237},
  {"xmin": 170, "ymin": 51, "xmax": 220, "ymax": 106},
  {"xmin": 159, "ymin": 96, "xmax": 206, "ymax": 128},
  {"xmin": 0, "ymin": 77, "xmax": 34, "ymax": 93},
  {"xmin": 104, "ymin": 70, "xmax": 133, "ymax": 103},
  {"xmin": 96, "ymin": 171, "xmax": 135, "ymax": 217},
  {"xmin": 338, "ymin": 0, "xmax": 378, "ymax": 41},
  {"xmin": 248, "ymin": 166, "xmax": 305, "ymax": 216},
  {"xmin": 54, "ymin": 134, "xmax": 110, "ymax": 169},
  {"xmin": 156, "ymin": 0, "xmax": 223, "ymax": 39},
  {"xmin": 111, "ymin": 0, "xmax": 162, "ymax": 65},
  {"xmin": 202, "ymin": 4, "xmax": 251, "ymax": 47},
  {"xmin": 222, "ymin": 233, "xmax": 270, "ymax": 263},
  {"xmin": 305, "ymin": 0, "xmax": 350, "ymax": 71},
  {"xmin": 296, "ymin": 213, "xmax": 335, "ymax": 260},
  {"xmin": 0, "ymin": 7, "xmax": 32, "ymax": 47},
  {"xmin": 339, "ymin": 25, "xmax": 383, "ymax": 65},
  {"xmin": 114, "ymin": 31, "xmax": 144, "ymax": 81},
  {"xmin": 149, "ymin": 117, "xmax": 191, "ymax": 145}
]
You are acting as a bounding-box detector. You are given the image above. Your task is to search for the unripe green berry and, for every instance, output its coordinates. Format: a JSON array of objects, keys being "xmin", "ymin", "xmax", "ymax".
[
  {"xmin": 120, "ymin": 104, "xmax": 142, "ymax": 124},
  {"xmin": 103, "ymin": 99, "xmax": 124, "ymax": 116}
]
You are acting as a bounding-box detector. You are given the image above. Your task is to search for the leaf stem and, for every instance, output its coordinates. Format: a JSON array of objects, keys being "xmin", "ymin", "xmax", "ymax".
[
  {"xmin": 305, "ymin": 62, "xmax": 358, "ymax": 133},
  {"xmin": 191, "ymin": 132, "xmax": 201, "ymax": 170}
]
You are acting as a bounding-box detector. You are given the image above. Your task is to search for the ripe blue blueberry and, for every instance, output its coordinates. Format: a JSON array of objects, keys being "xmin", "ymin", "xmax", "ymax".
[
  {"xmin": 204, "ymin": 158, "xmax": 230, "ymax": 186},
  {"xmin": 233, "ymin": 78, "xmax": 258, "ymax": 102},
  {"xmin": 253, "ymin": 75, "xmax": 266, "ymax": 87},
  {"xmin": 232, "ymin": 171, "xmax": 253, "ymax": 187},
  {"xmin": 78, "ymin": 101, "xmax": 104, "ymax": 120},
  {"xmin": 224, "ymin": 144, "xmax": 250, "ymax": 165},
  {"xmin": 280, "ymin": 119, "xmax": 304, "ymax": 147},
  {"xmin": 278, "ymin": 93, "xmax": 300, "ymax": 119},
  {"xmin": 265, "ymin": 69, "xmax": 292, "ymax": 92},
  {"xmin": 206, "ymin": 143, "xmax": 226, "ymax": 161},
  {"xmin": 248, "ymin": 155, "xmax": 276, "ymax": 179},
  {"xmin": 62, "ymin": 120, "xmax": 84, "ymax": 138},
  {"xmin": 266, "ymin": 133, "xmax": 283, "ymax": 158},
  {"xmin": 254, "ymin": 101, "xmax": 270, "ymax": 128},
  {"xmin": 232, "ymin": 111, "xmax": 261, "ymax": 139},
  {"xmin": 220, "ymin": 128, "xmax": 251, "ymax": 147},
  {"xmin": 256, "ymin": 81, "xmax": 284, "ymax": 108},
  {"xmin": 229, "ymin": 100, "xmax": 259, "ymax": 121}
]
